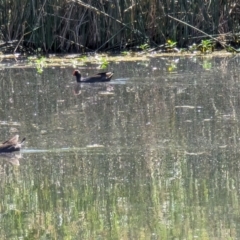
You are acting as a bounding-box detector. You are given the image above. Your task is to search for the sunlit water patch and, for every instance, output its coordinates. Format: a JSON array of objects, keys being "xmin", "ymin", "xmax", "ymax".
[{"xmin": 0, "ymin": 56, "xmax": 240, "ymax": 239}]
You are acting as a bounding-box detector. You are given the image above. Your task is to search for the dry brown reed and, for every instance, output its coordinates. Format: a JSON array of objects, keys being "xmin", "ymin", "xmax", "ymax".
[{"xmin": 0, "ymin": 0, "xmax": 238, "ymax": 53}]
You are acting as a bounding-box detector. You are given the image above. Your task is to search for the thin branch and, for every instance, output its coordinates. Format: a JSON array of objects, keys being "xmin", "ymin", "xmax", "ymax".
[{"xmin": 167, "ymin": 14, "xmax": 235, "ymax": 50}]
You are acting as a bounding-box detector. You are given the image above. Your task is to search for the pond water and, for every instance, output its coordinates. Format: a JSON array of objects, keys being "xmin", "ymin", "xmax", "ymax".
[{"xmin": 0, "ymin": 55, "xmax": 240, "ymax": 239}]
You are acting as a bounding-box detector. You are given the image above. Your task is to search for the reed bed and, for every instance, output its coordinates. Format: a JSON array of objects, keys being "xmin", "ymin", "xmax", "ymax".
[{"xmin": 0, "ymin": 0, "xmax": 238, "ymax": 53}]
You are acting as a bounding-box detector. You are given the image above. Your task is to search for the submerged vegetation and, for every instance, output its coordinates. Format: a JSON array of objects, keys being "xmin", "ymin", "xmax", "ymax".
[{"xmin": 0, "ymin": 0, "xmax": 239, "ymax": 54}]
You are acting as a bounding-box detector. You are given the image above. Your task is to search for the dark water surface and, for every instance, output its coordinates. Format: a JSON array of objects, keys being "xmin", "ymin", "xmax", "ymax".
[{"xmin": 0, "ymin": 56, "xmax": 240, "ymax": 239}]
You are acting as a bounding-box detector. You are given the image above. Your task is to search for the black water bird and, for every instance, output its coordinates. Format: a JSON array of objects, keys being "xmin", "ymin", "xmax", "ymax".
[{"xmin": 73, "ymin": 70, "xmax": 114, "ymax": 83}]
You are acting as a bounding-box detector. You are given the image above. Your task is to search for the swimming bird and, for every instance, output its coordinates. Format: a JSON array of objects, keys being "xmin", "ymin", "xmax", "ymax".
[
  {"xmin": 73, "ymin": 70, "xmax": 114, "ymax": 83},
  {"xmin": 0, "ymin": 135, "xmax": 26, "ymax": 153}
]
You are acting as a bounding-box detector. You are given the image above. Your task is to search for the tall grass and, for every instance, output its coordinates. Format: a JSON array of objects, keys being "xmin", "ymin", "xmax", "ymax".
[{"xmin": 0, "ymin": 0, "xmax": 238, "ymax": 53}]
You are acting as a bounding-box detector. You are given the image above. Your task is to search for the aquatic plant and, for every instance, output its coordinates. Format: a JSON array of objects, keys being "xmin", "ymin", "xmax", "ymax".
[
  {"xmin": 198, "ymin": 40, "xmax": 215, "ymax": 54},
  {"xmin": 165, "ymin": 40, "xmax": 179, "ymax": 52},
  {"xmin": 139, "ymin": 43, "xmax": 150, "ymax": 51},
  {"xmin": 28, "ymin": 56, "xmax": 47, "ymax": 73},
  {"xmin": 121, "ymin": 51, "xmax": 129, "ymax": 56},
  {"xmin": 98, "ymin": 57, "xmax": 109, "ymax": 69}
]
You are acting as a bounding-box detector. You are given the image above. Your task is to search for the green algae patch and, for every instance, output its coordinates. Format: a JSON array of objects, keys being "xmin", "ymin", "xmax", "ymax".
[{"xmin": 0, "ymin": 50, "xmax": 236, "ymax": 72}]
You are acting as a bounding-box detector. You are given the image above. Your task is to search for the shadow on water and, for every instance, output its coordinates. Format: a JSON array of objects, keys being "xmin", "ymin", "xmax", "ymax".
[{"xmin": 1, "ymin": 56, "xmax": 240, "ymax": 238}]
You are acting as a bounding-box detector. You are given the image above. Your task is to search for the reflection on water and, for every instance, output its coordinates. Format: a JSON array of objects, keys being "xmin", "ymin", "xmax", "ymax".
[
  {"xmin": 0, "ymin": 56, "xmax": 240, "ymax": 238},
  {"xmin": 0, "ymin": 152, "xmax": 22, "ymax": 165}
]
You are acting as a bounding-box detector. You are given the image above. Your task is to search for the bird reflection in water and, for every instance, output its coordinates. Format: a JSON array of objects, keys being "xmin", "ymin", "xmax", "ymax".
[{"xmin": 0, "ymin": 152, "xmax": 22, "ymax": 166}]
